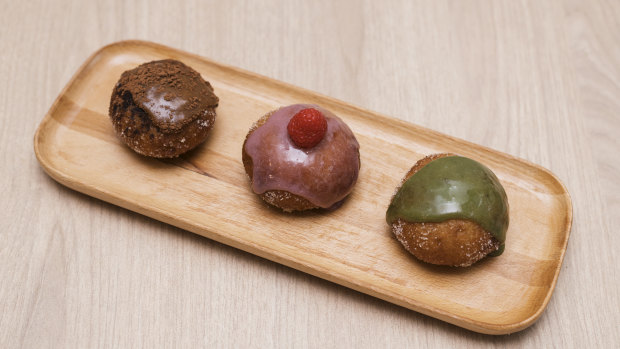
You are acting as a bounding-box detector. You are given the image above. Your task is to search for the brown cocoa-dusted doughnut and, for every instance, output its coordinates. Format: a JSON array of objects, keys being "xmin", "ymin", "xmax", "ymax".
[
  {"xmin": 386, "ymin": 153, "xmax": 509, "ymax": 267},
  {"xmin": 109, "ymin": 59, "xmax": 219, "ymax": 158},
  {"xmin": 242, "ymin": 104, "xmax": 360, "ymax": 212}
]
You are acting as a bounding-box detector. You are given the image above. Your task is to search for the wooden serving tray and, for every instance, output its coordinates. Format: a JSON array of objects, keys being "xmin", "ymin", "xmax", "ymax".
[{"xmin": 34, "ymin": 41, "xmax": 572, "ymax": 335}]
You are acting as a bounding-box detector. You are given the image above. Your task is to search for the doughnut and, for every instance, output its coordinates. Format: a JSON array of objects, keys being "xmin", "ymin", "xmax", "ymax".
[
  {"xmin": 242, "ymin": 104, "xmax": 360, "ymax": 212},
  {"xmin": 386, "ymin": 153, "xmax": 509, "ymax": 267},
  {"xmin": 109, "ymin": 59, "xmax": 219, "ymax": 158}
]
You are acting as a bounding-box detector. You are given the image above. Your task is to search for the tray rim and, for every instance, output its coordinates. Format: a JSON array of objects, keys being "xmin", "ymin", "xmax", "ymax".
[{"xmin": 33, "ymin": 40, "xmax": 573, "ymax": 335}]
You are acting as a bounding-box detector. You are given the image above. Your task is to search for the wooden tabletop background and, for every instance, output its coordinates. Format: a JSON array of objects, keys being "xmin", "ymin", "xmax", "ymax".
[{"xmin": 1, "ymin": 0, "xmax": 619, "ymax": 347}]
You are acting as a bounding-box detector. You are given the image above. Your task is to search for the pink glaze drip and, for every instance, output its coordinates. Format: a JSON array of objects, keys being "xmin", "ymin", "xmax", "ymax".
[{"xmin": 245, "ymin": 104, "xmax": 360, "ymax": 208}]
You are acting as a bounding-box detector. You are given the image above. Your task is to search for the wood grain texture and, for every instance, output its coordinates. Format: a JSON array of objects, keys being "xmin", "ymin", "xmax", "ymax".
[
  {"xmin": 33, "ymin": 41, "xmax": 572, "ymax": 335},
  {"xmin": 1, "ymin": 0, "xmax": 619, "ymax": 347}
]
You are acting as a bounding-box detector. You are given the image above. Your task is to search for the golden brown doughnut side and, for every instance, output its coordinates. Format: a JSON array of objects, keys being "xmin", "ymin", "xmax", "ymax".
[
  {"xmin": 391, "ymin": 153, "xmax": 500, "ymax": 267},
  {"xmin": 242, "ymin": 111, "xmax": 319, "ymax": 212},
  {"xmin": 392, "ymin": 218, "xmax": 500, "ymax": 267}
]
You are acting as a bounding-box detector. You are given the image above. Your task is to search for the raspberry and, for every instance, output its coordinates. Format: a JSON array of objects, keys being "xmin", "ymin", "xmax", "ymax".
[{"xmin": 287, "ymin": 108, "xmax": 328, "ymax": 148}]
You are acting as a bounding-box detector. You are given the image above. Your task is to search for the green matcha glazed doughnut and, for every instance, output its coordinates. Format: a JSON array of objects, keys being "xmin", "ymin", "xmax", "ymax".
[{"xmin": 386, "ymin": 153, "xmax": 509, "ymax": 267}]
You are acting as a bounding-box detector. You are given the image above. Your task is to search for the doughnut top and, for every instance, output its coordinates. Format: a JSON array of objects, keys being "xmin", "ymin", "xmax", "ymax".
[
  {"xmin": 386, "ymin": 156, "xmax": 509, "ymax": 250},
  {"xmin": 115, "ymin": 59, "xmax": 219, "ymax": 133},
  {"xmin": 244, "ymin": 104, "xmax": 360, "ymax": 209}
]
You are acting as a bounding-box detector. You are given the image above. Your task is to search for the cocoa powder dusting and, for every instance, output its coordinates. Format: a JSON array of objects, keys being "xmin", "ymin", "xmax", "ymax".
[{"xmin": 114, "ymin": 59, "xmax": 218, "ymax": 133}]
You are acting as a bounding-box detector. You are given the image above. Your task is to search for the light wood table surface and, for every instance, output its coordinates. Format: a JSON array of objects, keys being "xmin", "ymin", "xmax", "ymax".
[{"xmin": 1, "ymin": 0, "xmax": 619, "ymax": 347}]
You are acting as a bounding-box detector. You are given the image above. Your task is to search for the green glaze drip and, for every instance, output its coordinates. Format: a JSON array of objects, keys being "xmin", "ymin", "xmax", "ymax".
[{"xmin": 386, "ymin": 156, "xmax": 509, "ymax": 253}]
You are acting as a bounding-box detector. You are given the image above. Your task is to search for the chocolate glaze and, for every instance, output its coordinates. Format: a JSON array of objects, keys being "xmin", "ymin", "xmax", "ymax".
[
  {"xmin": 244, "ymin": 104, "xmax": 360, "ymax": 209},
  {"xmin": 116, "ymin": 59, "xmax": 218, "ymax": 133}
]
